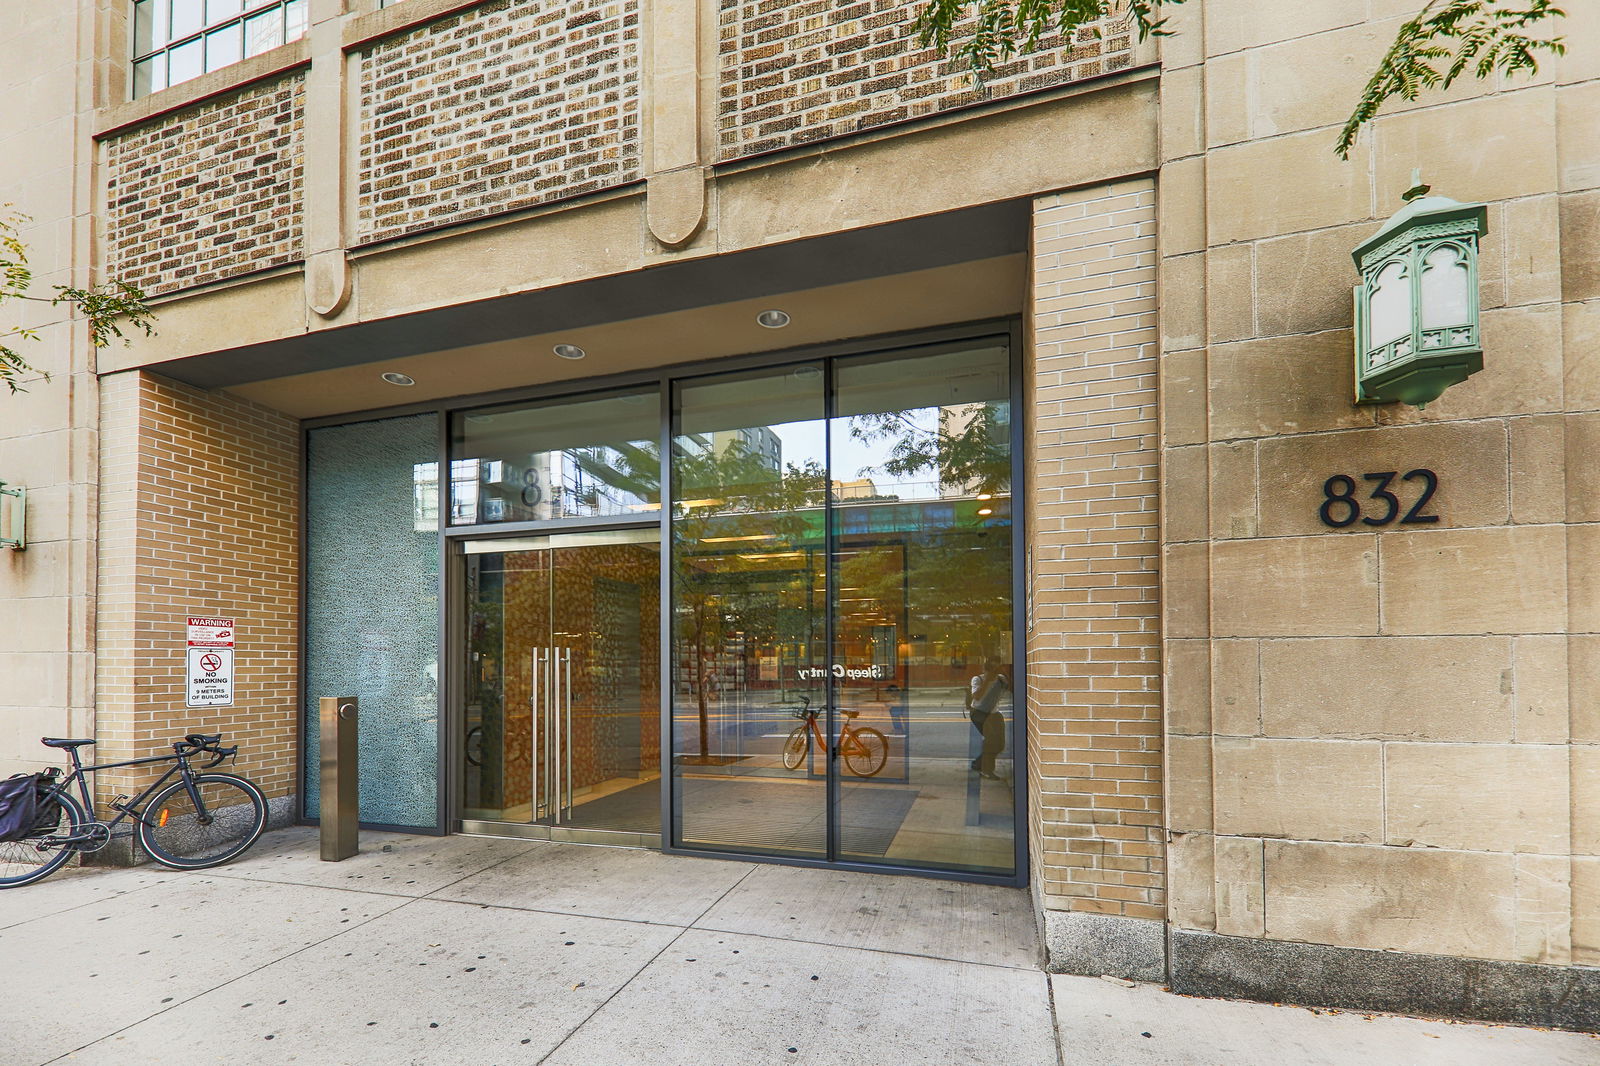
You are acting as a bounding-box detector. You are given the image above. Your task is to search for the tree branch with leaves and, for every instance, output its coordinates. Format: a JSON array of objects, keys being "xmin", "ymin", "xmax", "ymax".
[
  {"xmin": 915, "ymin": 0, "xmax": 1566, "ymax": 158},
  {"xmin": 1, "ymin": 208, "xmax": 155, "ymax": 394}
]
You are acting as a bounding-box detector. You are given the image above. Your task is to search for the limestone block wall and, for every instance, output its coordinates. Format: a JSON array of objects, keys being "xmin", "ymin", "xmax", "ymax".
[
  {"xmin": 354, "ymin": 0, "xmax": 642, "ymax": 244},
  {"xmin": 0, "ymin": 3, "xmax": 115, "ymax": 779},
  {"xmin": 716, "ymin": 0, "xmax": 1133, "ymax": 160},
  {"xmin": 102, "ymin": 73, "xmax": 306, "ymax": 296},
  {"xmin": 96, "ymin": 372, "xmax": 300, "ymax": 810},
  {"xmin": 1157, "ymin": 0, "xmax": 1600, "ymax": 982},
  {"xmin": 1028, "ymin": 180, "xmax": 1163, "ymax": 942}
]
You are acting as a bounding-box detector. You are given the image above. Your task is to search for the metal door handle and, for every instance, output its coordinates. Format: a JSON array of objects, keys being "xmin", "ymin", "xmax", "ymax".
[
  {"xmin": 563, "ymin": 647, "xmax": 573, "ymax": 818},
  {"xmin": 530, "ymin": 648, "xmax": 541, "ymax": 820}
]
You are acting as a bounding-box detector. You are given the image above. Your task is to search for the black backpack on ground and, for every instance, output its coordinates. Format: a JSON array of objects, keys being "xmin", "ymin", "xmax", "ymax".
[{"xmin": 0, "ymin": 773, "xmax": 41, "ymax": 843}]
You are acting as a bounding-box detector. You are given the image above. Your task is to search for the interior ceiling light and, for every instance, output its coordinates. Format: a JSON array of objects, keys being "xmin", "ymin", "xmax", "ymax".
[
  {"xmin": 757, "ymin": 309, "xmax": 791, "ymax": 329},
  {"xmin": 554, "ymin": 344, "xmax": 586, "ymax": 360},
  {"xmin": 381, "ymin": 372, "xmax": 416, "ymax": 386},
  {"xmin": 977, "ymin": 508, "xmax": 994, "ymax": 516}
]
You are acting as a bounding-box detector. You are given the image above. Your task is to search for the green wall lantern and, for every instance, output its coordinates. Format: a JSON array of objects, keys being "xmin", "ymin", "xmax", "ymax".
[
  {"xmin": 1352, "ymin": 174, "xmax": 1488, "ymax": 408},
  {"xmin": 0, "ymin": 479, "xmax": 24, "ymax": 550}
]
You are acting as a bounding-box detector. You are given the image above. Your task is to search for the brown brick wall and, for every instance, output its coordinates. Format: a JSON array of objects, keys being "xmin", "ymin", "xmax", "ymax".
[
  {"xmin": 1028, "ymin": 179, "xmax": 1163, "ymax": 919},
  {"xmin": 103, "ymin": 74, "xmax": 306, "ymax": 297},
  {"xmin": 355, "ymin": 0, "xmax": 641, "ymax": 244},
  {"xmin": 716, "ymin": 1, "xmax": 1132, "ymax": 160},
  {"xmin": 96, "ymin": 373, "xmax": 300, "ymax": 807}
]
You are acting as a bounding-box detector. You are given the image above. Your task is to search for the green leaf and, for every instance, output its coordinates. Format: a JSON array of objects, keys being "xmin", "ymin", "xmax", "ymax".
[
  {"xmin": 913, "ymin": 1, "xmax": 1564, "ymax": 159},
  {"xmin": 0, "ymin": 205, "xmax": 157, "ymax": 393}
]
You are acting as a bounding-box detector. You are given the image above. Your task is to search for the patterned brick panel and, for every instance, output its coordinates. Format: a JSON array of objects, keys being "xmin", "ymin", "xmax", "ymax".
[
  {"xmin": 96, "ymin": 373, "xmax": 301, "ymax": 810},
  {"xmin": 717, "ymin": 1, "xmax": 1132, "ymax": 159},
  {"xmin": 104, "ymin": 74, "xmax": 306, "ymax": 296},
  {"xmin": 1028, "ymin": 180, "xmax": 1162, "ymax": 919},
  {"xmin": 356, "ymin": 0, "xmax": 641, "ymax": 243}
]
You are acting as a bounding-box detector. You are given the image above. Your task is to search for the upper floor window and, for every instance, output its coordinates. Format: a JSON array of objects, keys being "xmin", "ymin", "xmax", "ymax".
[{"xmin": 133, "ymin": 0, "xmax": 308, "ymax": 98}]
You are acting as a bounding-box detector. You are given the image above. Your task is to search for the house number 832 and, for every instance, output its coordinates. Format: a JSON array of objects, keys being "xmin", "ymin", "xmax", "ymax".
[{"xmin": 1319, "ymin": 469, "xmax": 1440, "ymax": 528}]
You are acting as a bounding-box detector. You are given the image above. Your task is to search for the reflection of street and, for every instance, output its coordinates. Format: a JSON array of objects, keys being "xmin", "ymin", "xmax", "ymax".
[
  {"xmin": 674, "ymin": 689, "xmax": 1016, "ymax": 871},
  {"xmin": 674, "ymin": 691, "xmax": 1008, "ymax": 763}
]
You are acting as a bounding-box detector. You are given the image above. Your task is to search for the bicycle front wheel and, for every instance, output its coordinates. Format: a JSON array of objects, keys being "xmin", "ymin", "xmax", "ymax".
[
  {"xmin": 842, "ymin": 728, "xmax": 888, "ymax": 777},
  {"xmin": 137, "ymin": 773, "xmax": 267, "ymax": 870},
  {"xmin": 781, "ymin": 726, "xmax": 810, "ymax": 770},
  {"xmin": 0, "ymin": 788, "xmax": 88, "ymax": 888}
]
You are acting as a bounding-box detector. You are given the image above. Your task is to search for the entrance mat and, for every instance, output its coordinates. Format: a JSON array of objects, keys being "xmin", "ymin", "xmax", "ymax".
[
  {"xmin": 565, "ymin": 780, "xmax": 663, "ymax": 835},
  {"xmin": 570, "ymin": 777, "xmax": 921, "ymax": 857},
  {"xmin": 677, "ymin": 777, "xmax": 920, "ymax": 857}
]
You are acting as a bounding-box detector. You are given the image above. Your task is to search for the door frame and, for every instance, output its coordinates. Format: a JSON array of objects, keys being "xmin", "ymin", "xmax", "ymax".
[{"xmin": 448, "ymin": 527, "xmax": 662, "ymax": 848}]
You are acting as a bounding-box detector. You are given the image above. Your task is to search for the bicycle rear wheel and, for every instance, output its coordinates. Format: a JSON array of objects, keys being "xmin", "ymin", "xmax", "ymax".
[
  {"xmin": 0, "ymin": 789, "xmax": 87, "ymax": 888},
  {"xmin": 137, "ymin": 773, "xmax": 267, "ymax": 870},
  {"xmin": 842, "ymin": 728, "xmax": 888, "ymax": 777}
]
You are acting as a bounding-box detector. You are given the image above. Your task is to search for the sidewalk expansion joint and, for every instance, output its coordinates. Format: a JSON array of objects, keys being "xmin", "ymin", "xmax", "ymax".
[{"xmin": 533, "ymin": 865, "xmax": 761, "ymax": 1066}]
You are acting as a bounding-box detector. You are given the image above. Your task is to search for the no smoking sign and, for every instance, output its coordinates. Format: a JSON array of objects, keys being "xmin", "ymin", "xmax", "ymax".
[
  {"xmin": 186, "ymin": 647, "xmax": 234, "ymax": 707},
  {"xmin": 185, "ymin": 616, "xmax": 235, "ymax": 708}
]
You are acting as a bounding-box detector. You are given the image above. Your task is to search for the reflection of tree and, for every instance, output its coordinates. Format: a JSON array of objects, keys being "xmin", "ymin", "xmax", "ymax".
[
  {"xmin": 562, "ymin": 431, "xmax": 828, "ymax": 760},
  {"xmin": 846, "ymin": 401, "xmax": 1011, "ymax": 496},
  {"xmin": 673, "ymin": 441, "xmax": 826, "ymax": 760}
]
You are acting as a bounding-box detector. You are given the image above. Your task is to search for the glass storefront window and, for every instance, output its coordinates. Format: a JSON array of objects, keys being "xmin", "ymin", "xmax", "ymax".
[
  {"xmin": 831, "ymin": 343, "xmax": 1014, "ymax": 875},
  {"xmin": 667, "ymin": 342, "xmax": 1016, "ymax": 876},
  {"xmin": 450, "ymin": 387, "xmax": 661, "ymax": 525},
  {"xmin": 671, "ymin": 363, "xmax": 828, "ymax": 858}
]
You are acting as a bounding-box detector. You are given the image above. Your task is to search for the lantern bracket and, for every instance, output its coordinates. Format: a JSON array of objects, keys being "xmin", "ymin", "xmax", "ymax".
[{"xmin": 0, "ymin": 480, "xmax": 25, "ymax": 550}]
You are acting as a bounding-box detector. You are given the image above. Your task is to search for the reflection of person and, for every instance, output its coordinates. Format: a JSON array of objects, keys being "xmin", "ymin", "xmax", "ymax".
[{"xmin": 965, "ymin": 658, "xmax": 1010, "ymax": 779}]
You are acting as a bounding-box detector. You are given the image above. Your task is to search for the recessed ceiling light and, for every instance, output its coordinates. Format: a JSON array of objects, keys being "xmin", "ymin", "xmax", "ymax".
[
  {"xmin": 977, "ymin": 508, "xmax": 994, "ymax": 516},
  {"xmin": 381, "ymin": 372, "xmax": 416, "ymax": 386},
  {"xmin": 790, "ymin": 365, "xmax": 822, "ymax": 381},
  {"xmin": 554, "ymin": 344, "xmax": 587, "ymax": 360},
  {"xmin": 757, "ymin": 309, "xmax": 791, "ymax": 329},
  {"xmin": 977, "ymin": 493, "xmax": 993, "ymax": 501}
]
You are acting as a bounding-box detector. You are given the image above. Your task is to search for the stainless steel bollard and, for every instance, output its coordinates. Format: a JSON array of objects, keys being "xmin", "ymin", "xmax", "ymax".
[{"xmin": 319, "ymin": 696, "xmax": 359, "ymax": 861}]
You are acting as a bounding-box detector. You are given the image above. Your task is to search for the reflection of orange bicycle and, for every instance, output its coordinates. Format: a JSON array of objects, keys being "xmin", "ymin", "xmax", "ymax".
[{"xmin": 782, "ymin": 696, "xmax": 888, "ymax": 777}]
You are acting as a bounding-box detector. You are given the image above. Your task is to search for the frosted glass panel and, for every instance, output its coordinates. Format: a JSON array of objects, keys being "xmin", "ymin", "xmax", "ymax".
[
  {"xmin": 1368, "ymin": 259, "xmax": 1410, "ymax": 350},
  {"xmin": 1420, "ymin": 244, "xmax": 1471, "ymax": 329},
  {"xmin": 305, "ymin": 414, "xmax": 440, "ymax": 829}
]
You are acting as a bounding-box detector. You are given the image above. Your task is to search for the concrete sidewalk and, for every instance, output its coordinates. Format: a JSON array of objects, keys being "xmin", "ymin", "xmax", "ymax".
[{"xmin": 1, "ymin": 827, "xmax": 1593, "ymax": 1066}]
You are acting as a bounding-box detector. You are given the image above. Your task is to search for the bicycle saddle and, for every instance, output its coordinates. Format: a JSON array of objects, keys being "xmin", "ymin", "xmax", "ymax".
[{"xmin": 41, "ymin": 737, "xmax": 95, "ymax": 749}]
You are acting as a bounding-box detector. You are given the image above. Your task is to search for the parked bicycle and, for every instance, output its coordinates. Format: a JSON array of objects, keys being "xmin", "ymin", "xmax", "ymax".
[
  {"xmin": 781, "ymin": 696, "xmax": 889, "ymax": 777},
  {"xmin": 0, "ymin": 732, "xmax": 268, "ymax": 888}
]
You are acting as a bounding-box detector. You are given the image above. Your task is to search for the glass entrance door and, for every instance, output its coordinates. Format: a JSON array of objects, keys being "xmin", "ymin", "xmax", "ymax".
[{"xmin": 460, "ymin": 530, "xmax": 661, "ymax": 841}]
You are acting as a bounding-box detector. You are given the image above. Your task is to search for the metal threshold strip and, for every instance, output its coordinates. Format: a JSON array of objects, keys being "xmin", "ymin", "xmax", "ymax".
[{"xmin": 457, "ymin": 819, "xmax": 657, "ymax": 850}]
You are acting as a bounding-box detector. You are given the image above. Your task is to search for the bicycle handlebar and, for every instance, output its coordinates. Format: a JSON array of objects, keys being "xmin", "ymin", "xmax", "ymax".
[{"xmin": 176, "ymin": 733, "xmax": 237, "ymax": 766}]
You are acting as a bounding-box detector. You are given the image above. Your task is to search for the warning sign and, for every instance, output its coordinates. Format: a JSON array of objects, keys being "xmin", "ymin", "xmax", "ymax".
[
  {"xmin": 187, "ymin": 617, "xmax": 235, "ymax": 648},
  {"xmin": 186, "ymin": 646, "xmax": 234, "ymax": 708}
]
